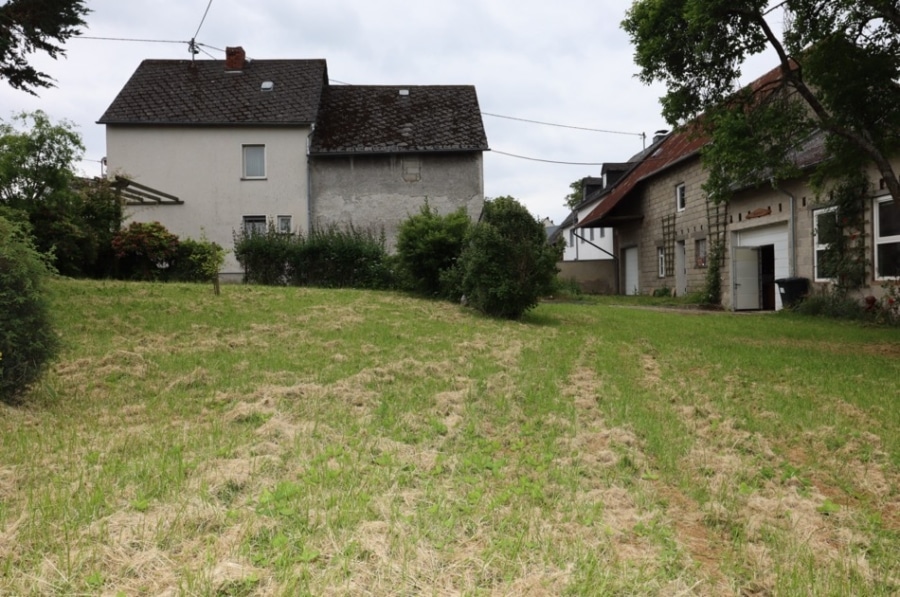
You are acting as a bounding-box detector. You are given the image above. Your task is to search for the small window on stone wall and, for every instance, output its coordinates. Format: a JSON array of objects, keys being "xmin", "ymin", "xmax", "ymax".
[
  {"xmin": 695, "ymin": 238, "xmax": 707, "ymax": 268},
  {"xmin": 402, "ymin": 157, "xmax": 421, "ymax": 182}
]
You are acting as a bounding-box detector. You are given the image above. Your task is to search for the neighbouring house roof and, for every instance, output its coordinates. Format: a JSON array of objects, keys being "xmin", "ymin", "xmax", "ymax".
[
  {"xmin": 578, "ymin": 61, "xmax": 832, "ymax": 229},
  {"xmin": 578, "ymin": 129, "xmax": 707, "ymax": 228},
  {"xmin": 309, "ymin": 85, "xmax": 489, "ymax": 155},
  {"xmin": 97, "ymin": 58, "xmax": 328, "ymax": 126}
]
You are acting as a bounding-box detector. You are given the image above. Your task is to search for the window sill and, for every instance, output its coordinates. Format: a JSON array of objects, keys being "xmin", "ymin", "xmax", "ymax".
[{"xmin": 241, "ymin": 177, "xmax": 268, "ymax": 181}]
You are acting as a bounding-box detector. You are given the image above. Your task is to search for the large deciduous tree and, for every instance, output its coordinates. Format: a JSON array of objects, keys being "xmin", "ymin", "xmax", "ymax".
[
  {"xmin": 0, "ymin": 111, "xmax": 122, "ymax": 277},
  {"xmin": 622, "ymin": 0, "xmax": 900, "ymax": 205},
  {"xmin": 0, "ymin": 0, "xmax": 89, "ymax": 94}
]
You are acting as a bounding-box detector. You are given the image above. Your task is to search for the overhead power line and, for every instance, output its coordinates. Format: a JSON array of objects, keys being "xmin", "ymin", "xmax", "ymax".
[
  {"xmin": 490, "ymin": 150, "xmax": 604, "ymax": 166},
  {"xmin": 78, "ymin": 36, "xmax": 187, "ymax": 44},
  {"xmin": 482, "ymin": 111, "xmax": 644, "ymax": 138},
  {"xmin": 192, "ymin": 0, "xmax": 215, "ymax": 40}
]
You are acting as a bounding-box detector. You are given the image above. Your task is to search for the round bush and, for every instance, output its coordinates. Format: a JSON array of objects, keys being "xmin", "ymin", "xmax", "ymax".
[
  {"xmin": 0, "ymin": 217, "xmax": 59, "ymax": 402},
  {"xmin": 395, "ymin": 204, "xmax": 471, "ymax": 297},
  {"xmin": 455, "ymin": 196, "xmax": 562, "ymax": 319}
]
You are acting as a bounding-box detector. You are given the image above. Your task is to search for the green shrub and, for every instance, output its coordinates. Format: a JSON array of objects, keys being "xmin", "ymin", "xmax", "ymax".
[
  {"xmin": 395, "ymin": 203, "xmax": 471, "ymax": 297},
  {"xmin": 112, "ymin": 221, "xmax": 180, "ymax": 280},
  {"xmin": 793, "ymin": 288, "xmax": 865, "ymax": 320},
  {"xmin": 234, "ymin": 223, "xmax": 395, "ymax": 289},
  {"xmin": 454, "ymin": 196, "xmax": 563, "ymax": 319},
  {"xmin": 0, "ymin": 216, "xmax": 59, "ymax": 403},
  {"xmin": 169, "ymin": 237, "xmax": 226, "ymax": 284},
  {"xmin": 287, "ymin": 224, "xmax": 392, "ymax": 289},
  {"xmin": 233, "ymin": 225, "xmax": 293, "ymax": 285}
]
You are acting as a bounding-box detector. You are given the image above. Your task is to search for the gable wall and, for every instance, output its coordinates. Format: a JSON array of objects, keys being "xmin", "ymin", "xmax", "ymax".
[
  {"xmin": 106, "ymin": 125, "xmax": 311, "ymax": 275},
  {"xmin": 622, "ymin": 155, "xmax": 900, "ymax": 307},
  {"xmin": 308, "ymin": 152, "xmax": 484, "ymax": 251},
  {"xmin": 629, "ymin": 156, "xmax": 711, "ymax": 297}
]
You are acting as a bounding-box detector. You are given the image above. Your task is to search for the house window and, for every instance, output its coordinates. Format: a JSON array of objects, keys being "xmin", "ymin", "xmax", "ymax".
[
  {"xmin": 277, "ymin": 215, "xmax": 292, "ymax": 234},
  {"xmin": 813, "ymin": 207, "xmax": 839, "ymax": 281},
  {"xmin": 589, "ymin": 228, "xmax": 595, "ymax": 241},
  {"xmin": 243, "ymin": 215, "xmax": 267, "ymax": 235},
  {"xmin": 658, "ymin": 247, "xmax": 666, "ymax": 278},
  {"xmin": 875, "ymin": 196, "xmax": 900, "ymax": 279},
  {"xmin": 676, "ymin": 183, "xmax": 686, "ymax": 212},
  {"xmin": 695, "ymin": 238, "xmax": 707, "ymax": 268},
  {"xmin": 242, "ymin": 145, "xmax": 266, "ymax": 179},
  {"xmin": 401, "ymin": 157, "xmax": 421, "ymax": 182},
  {"xmin": 600, "ymin": 228, "xmax": 605, "ymax": 238},
  {"xmin": 569, "ymin": 229, "xmax": 575, "ymax": 247}
]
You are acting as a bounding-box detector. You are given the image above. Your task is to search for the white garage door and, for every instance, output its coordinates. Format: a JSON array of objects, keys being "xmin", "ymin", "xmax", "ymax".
[
  {"xmin": 734, "ymin": 223, "xmax": 789, "ymax": 310},
  {"xmin": 624, "ymin": 247, "xmax": 639, "ymax": 295}
]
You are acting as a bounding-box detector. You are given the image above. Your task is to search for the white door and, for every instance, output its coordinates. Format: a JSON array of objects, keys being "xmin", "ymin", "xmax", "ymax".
[
  {"xmin": 675, "ymin": 240, "xmax": 687, "ymax": 297},
  {"xmin": 735, "ymin": 224, "xmax": 790, "ymax": 310},
  {"xmin": 733, "ymin": 246, "xmax": 760, "ymax": 310},
  {"xmin": 624, "ymin": 247, "xmax": 639, "ymax": 295}
]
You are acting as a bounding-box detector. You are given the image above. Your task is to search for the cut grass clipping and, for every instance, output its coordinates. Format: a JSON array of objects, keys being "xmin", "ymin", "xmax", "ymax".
[{"xmin": 0, "ymin": 280, "xmax": 898, "ymax": 595}]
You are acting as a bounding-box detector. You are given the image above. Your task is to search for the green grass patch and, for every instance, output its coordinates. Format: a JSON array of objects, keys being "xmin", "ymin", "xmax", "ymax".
[{"xmin": 0, "ymin": 280, "xmax": 897, "ymax": 595}]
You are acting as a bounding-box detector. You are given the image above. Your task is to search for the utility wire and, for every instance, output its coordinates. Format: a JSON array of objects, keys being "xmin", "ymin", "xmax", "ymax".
[
  {"xmin": 78, "ymin": 36, "xmax": 187, "ymax": 44},
  {"xmin": 482, "ymin": 111, "xmax": 644, "ymax": 138},
  {"xmin": 197, "ymin": 42, "xmax": 225, "ymax": 53},
  {"xmin": 490, "ymin": 150, "xmax": 604, "ymax": 166},
  {"xmin": 192, "ymin": 0, "xmax": 215, "ymax": 40}
]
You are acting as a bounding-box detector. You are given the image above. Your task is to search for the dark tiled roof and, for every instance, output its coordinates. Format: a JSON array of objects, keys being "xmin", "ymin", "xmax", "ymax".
[
  {"xmin": 578, "ymin": 62, "xmax": 813, "ymax": 229},
  {"xmin": 309, "ymin": 85, "xmax": 489, "ymax": 154},
  {"xmin": 98, "ymin": 59, "xmax": 328, "ymax": 125},
  {"xmin": 579, "ymin": 129, "xmax": 707, "ymax": 228}
]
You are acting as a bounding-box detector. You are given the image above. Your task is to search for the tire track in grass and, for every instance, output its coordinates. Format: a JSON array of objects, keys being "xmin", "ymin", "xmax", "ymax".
[
  {"xmin": 667, "ymin": 373, "xmax": 887, "ymax": 594},
  {"xmin": 556, "ymin": 351, "xmax": 712, "ymax": 593}
]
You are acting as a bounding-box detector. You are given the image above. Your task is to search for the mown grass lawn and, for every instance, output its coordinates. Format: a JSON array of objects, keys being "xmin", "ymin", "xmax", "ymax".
[{"xmin": 1, "ymin": 279, "xmax": 898, "ymax": 596}]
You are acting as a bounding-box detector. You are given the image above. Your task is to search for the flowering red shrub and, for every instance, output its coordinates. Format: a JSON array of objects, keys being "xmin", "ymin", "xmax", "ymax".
[{"xmin": 112, "ymin": 221, "xmax": 179, "ymax": 279}]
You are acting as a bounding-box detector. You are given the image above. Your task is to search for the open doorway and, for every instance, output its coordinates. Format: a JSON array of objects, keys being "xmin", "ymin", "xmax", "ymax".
[{"xmin": 733, "ymin": 244, "xmax": 776, "ymax": 310}]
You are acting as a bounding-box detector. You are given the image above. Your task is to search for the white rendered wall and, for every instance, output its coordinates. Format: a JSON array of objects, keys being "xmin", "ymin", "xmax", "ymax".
[
  {"xmin": 106, "ymin": 125, "xmax": 310, "ymax": 275},
  {"xmin": 561, "ymin": 201, "xmax": 614, "ymax": 262}
]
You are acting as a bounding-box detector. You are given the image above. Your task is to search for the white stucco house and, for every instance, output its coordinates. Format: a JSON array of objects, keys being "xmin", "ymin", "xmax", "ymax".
[
  {"xmin": 550, "ymin": 168, "xmax": 630, "ymax": 294},
  {"xmin": 98, "ymin": 47, "xmax": 489, "ymax": 277}
]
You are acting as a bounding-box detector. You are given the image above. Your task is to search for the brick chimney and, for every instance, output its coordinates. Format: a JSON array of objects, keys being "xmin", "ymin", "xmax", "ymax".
[{"xmin": 225, "ymin": 46, "xmax": 246, "ymax": 71}]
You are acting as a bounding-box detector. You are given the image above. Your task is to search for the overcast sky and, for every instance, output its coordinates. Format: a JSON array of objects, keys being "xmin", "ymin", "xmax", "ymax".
[{"xmin": 0, "ymin": 0, "xmax": 782, "ymax": 226}]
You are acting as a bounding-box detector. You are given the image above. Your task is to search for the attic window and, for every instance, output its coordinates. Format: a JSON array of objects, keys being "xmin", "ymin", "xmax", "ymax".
[
  {"xmin": 261, "ymin": 81, "xmax": 274, "ymax": 92},
  {"xmin": 399, "ymin": 89, "xmax": 410, "ymax": 96}
]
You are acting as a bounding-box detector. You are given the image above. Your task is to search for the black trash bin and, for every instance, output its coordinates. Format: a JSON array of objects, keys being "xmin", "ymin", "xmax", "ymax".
[{"xmin": 774, "ymin": 277, "xmax": 809, "ymax": 308}]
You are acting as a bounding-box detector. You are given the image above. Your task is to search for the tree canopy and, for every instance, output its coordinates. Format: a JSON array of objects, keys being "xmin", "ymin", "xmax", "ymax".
[
  {"xmin": 563, "ymin": 178, "xmax": 587, "ymax": 210},
  {"xmin": 0, "ymin": 0, "xmax": 89, "ymax": 94},
  {"xmin": 622, "ymin": 0, "xmax": 900, "ymax": 204},
  {"xmin": 1, "ymin": 111, "xmax": 122, "ymax": 277}
]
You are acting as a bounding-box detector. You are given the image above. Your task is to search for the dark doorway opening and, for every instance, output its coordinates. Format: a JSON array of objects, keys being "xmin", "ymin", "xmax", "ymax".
[{"xmin": 759, "ymin": 244, "xmax": 776, "ymax": 311}]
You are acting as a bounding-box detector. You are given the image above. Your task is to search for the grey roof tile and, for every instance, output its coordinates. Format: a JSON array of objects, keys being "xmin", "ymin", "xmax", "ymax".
[
  {"xmin": 98, "ymin": 58, "xmax": 328, "ymax": 125},
  {"xmin": 309, "ymin": 85, "xmax": 489, "ymax": 154}
]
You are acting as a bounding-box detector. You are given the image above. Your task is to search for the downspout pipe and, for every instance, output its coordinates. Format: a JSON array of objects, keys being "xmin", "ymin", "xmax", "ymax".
[
  {"xmin": 307, "ymin": 124, "xmax": 315, "ymax": 236},
  {"xmin": 772, "ymin": 181, "xmax": 796, "ymax": 277}
]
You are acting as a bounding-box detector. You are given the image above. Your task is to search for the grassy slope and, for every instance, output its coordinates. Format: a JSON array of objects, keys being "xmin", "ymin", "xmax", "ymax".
[{"xmin": 0, "ymin": 280, "xmax": 898, "ymax": 595}]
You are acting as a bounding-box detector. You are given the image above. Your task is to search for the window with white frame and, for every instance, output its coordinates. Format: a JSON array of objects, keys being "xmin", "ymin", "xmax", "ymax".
[
  {"xmin": 277, "ymin": 215, "xmax": 292, "ymax": 234},
  {"xmin": 243, "ymin": 215, "xmax": 267, "ymax": 235},
  {"xmin": 657, "ymin": 247, "xmax": 666, "ymax": 278},
  {"xmin": 242, "ymin": 144, "xmax": 266, "ymax": 179},
  {"xmin": 569, "ymin": 229, "xmax": 575, "ymax": 247},
  {"xmin": 813, "ymin": 207, "xmax": 839, "ymax": 281},
  {"xmin": 875, "ymin": 196, "xmax": 900, "ymax": 279},
  {"xmin": 695, "ymin": 238, "xmax": 707, "ymax": 268},
  {"xmin": 675, "ymin": 183, "xmax": 686, "ymax": 212}
]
